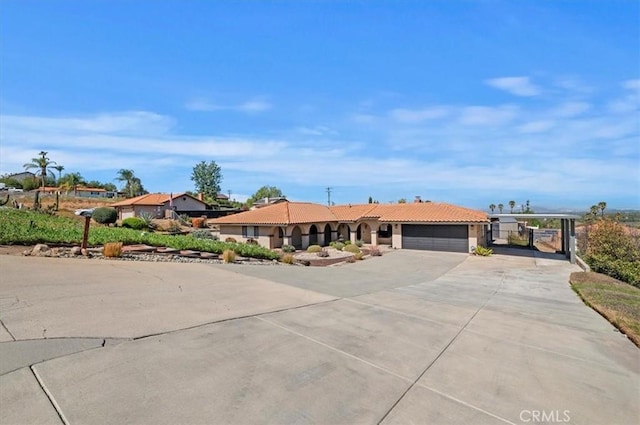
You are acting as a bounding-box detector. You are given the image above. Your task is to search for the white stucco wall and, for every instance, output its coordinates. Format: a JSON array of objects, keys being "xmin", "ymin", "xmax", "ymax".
[{"xmin": 172, "ymin": 196, "xmax": 206, "ymax": 211}]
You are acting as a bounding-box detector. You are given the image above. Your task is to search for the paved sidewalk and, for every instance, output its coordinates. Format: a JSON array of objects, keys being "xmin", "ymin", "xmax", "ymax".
[{"xmin": 1, "ymin": 251, "xmax": 638, "ymax": 424}]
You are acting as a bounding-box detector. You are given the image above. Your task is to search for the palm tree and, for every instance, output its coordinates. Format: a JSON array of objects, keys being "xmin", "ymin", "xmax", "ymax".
[
  {"xmin": 52, "ymin": 165, "xmax": 65, "ymax": 185},
  {"xmin": 115, "ymin": 169, "xmax": 136, "ymax": 198},
  {"xmin": 590, "ymin": 205, "xmax": 599, "ymax": 218},
  {"xmin": 498, "ymin": 203, "xmax": 504, "ymax": 214},
  {"xmin": 59, "ymin": 172, "xmax": 86, "ymax": 196},
  {"xmin": 509, "ymin": 200, "xmax": 516, "ymax": 213},
  {"xmin": 598, "ymin": 201, "xmax": 607, "ymax": 217},
  {"xmin": 23, "ymin": 151, "xmax": 56, "ymax": 189},
  {"xmin": 489, "ymin": 204, "xmax": 496, "ymax": 213}
]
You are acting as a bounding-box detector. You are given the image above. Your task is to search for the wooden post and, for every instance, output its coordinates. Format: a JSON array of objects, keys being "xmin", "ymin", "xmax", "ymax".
[{"xmin": 81, "ymin": 216, "xmax": 91, "ymax": 250}]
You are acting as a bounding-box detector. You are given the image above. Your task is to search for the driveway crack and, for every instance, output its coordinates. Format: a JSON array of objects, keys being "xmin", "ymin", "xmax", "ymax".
[
  {"xmin": 0, "ymin": 318, "xmax": 16, "ymax": 341},
  {"xmin": 375, "ymin": 273, "xmax": 507, "ymax": 424},
  {"xmin": 30, "ymin": 365, "xmax": 69, "ymax": 425}
]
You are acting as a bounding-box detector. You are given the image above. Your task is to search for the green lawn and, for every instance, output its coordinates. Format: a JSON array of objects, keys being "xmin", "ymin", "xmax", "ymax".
[
  {"xmin": 570, "ymin": 272, "xmax": 640, "ymax": 347},
  {"xmin": 0, "ymin": 208, "xmax": 279, "ymax": 260}
]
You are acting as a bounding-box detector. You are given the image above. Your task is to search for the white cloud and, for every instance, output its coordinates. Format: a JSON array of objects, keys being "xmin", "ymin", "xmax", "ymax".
[
  {"xmin": 184, "ymin": 97, "xmax": 272, "ymax": 113},
  {"xmin": 623, "ymin": 79, "xmax": 640, "ymax": 91},
  {"xmin": 552, "ymin": 101, "xmax": 590, "ymax": 118},
  {"xmin": 518, "ymin": 120, "xmax": 555, "ymax": 133},
  {"xmin": 389, "ymin": 107, "xmax": 449, "ymax": 123},
  {"xmin": 459, "ymin": 105, "xmax": 519, "ymax": 126},
  {"xmin": 485, "ymin": 76, "xmax": 541, "ymax": 96}
]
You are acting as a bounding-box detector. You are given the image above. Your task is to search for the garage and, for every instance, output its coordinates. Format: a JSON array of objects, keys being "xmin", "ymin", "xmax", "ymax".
[{"xmin": 401, "ymin": 224, "xmax": 468, "ymax": 252}]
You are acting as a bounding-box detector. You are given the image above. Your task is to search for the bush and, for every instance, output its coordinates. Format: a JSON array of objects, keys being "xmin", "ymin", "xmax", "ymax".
[
  {"xmin": 355, "ymin": 239, "xmax": 363, "ymax": 247},
  {"xmin": 225, "ymin": 237, "xmax": 237, "ymax": 243},
  {"xmin": 329, "ymin": 241, "xmax": 336, "ymax": 248},
  {"xmin": 92, "ymin": 208, "xmax": 117, "ymax": 225},
  {"xmin": 344, "ymin": 240, "xmax": 352, "ymax": 245},
  {"xmin": 222, "ymin": 249, "xmax": 236, "ymax": 263},
  {"xmin": 354, "ymin": 252, "xmax": 365, "ymax": 260},
  {"xmin": 343, "ymin": 244, "xmax": 361, "ymax": 254},
  {"xmin": 139, "ymin": 212, "xmax": 154, "ymax": 228},
  {"xmin": 585, "ymin": 219, "xmax": 640, "ymax": 287},
  {"xmin": 473, "ymin": 246, "xmax": 493, "ymax": 256},
  {"xmin": 317, "ymin": 249, "xmax": 329, "ymax": 258},
  {"xmin": 280, "ymin": 253, "xmax": 295, "ymax": 264},
  {"xmin": 369, "ymin": 247, "xmax": 382, "ymax": 256},
  {"xmin": 122, "ymin": 217, "xmax": 146, "ymax": 230},
  {"xmin": 103, "ymin": 242, "xmax": 123, "ymax": 258},
  {"xmin": 246, "ymin": 238, "xmax": 259, "ymax": 245},
  {"xmin": 191, "ymin": 229, "xmax": 215, "ymax": 240},
  {"xmin": 307, "ymin": 245, "xmax": 322, "ymax": 253},
  {"xmin": 334, "ymin": 242, "xmax": 345, "ymax": 251},
  {"xmin": 166, "ymin": 220, "xmax": 182, "ymax": 233},
  {"xmin": 191, "ymin": 217, "xmax": 206, "ymax": 228},
  {"xmin": 282, "ymin": 244, "xmax": 296, "ymax": 253}
]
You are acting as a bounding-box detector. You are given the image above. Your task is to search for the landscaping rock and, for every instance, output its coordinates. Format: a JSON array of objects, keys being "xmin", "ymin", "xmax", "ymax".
[
  {"xmin": 70, "ymin": 247, "xmax": 82, "ymax": 256},
  {"xmin": 31, "ymin": 244, "xmax": 49, "ymax": 255}
]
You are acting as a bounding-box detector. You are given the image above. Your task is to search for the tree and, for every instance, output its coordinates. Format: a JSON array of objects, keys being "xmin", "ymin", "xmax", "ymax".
[
  {"xmin": 191, "ymin": 161, "xmax": 222, "ymax": 200},
  {"xmin": 489, "ymin": 203, "xmax": 496, "ymax": 213},
  {"xmin": 52, "ymin": 165, "xmax": 65, "ymax": 184},
  {"xmin": 116, "ymin": 169, "xmax": 146, "ymax": 198},
  {"xmin": 59, "ymin": 172, "xmax": 86, "ymax": 195},
  {"xmin": 23, "ymin": 151, "xmax": 56, "ymax": 189},
  {"xmin": 509, "ymin": 200, "xmax": 516, "ymax": 213},
  {"xmin": 498, "ymin": 203, "xmax": 504, "ymax": 214},
  {"xmin": 368, "ymin": 196, "xmax": 373, "ymax": 204},
  {"xmin": 590, "ymin": 205, "xmax": 599, "ymax": 218},
  {"xmin": 598, "ymin": 201, "xmax": 607, "ymax": 217},
  {"xmin": 247, "ymin": 185, "xmax": 284, "ymax": 206},
  {"xmin": 398, "ymin": 198, "xmax": 407, "ymax": 204}
]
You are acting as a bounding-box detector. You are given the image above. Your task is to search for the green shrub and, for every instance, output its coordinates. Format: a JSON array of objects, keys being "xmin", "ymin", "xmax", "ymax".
[
  {"xmin": 225, "ymin": 237, "xmax": 237, "ymax": 243},
  {"xmin": 355, "ymin": 239, "xmax": 363, "ymax": 247},
  {"xmin": 344, "ymin": 240, "xmax": 352, "ymax": 245},
  {"xmin": 92, "ymin": 207, "xmax": 117, "ymax": 225},
  {"xmin": 139, "ymin": 212, "xmax": 154, "ymax": 228},
  {"xmin": 122, "ymin": 217, "xmax": 146, "ymax": 230},
  {"xmin": 329, "ymin": 241, "xmax": 336, "ymax": 248},
  {"xmin": 191, "ymin": 229, "xmax": 215, "ymax": 240},
  {"xmin": 585, "ymin": 219, "xmax": 640, "ymax": 286},
  {"xmin": 334, "ymin": 242, "xmax": 345, "ymax": 251},
  {"xmin": 473, "ymin": 246, "xmax": 493, "ymax": 256},
  {"xmin": 282, "ymin": 244, "xmax": 296, "ymax": 253},
  {"xmin": 307, "ymin": 245, "xmax": 322, "ymax": 253},
  {"xmin": 343, "ymin": 244, "xmax": 361, "ymax": 254}
]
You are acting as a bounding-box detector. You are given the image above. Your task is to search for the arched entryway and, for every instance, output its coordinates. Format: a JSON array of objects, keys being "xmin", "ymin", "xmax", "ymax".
[
  {"xmin": 356, "ymin": 223, "xmax": 372, "ymax": 243},
  {"xmin": 291, "ymin": 226, "xmax": 302, "ymax": 249},
  {"xmin": 323, "ymin": 224, "xmax": 332, "ymax": 246},
  {"xmin": 272, "ymin": 227, "xmax": 284, "ymax": 249},
  {"xmin": 309, "ymin": 224, "xmax": 318, "ymax": 246},
  {"xmin": 337, "ymin": 224, "xmax": 350, "ymax": 241}
]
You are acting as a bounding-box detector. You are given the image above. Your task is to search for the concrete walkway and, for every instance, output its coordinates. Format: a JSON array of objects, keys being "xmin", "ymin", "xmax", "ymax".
[{"xmin": 0, "ymin": 251, "xmax": 638, "ymax": 424}]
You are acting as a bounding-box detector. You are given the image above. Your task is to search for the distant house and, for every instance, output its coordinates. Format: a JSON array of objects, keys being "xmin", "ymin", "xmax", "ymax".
[
  {"xmin": 7, "ymin": 172, "xmax": 36, "ymax": 182},
  {"xmin": 491, "ymin": 216, "xmax": 523, "ymax": 239},
  {"xmin": 215, "ymin": 193, "xmax": 229, "ymax": 201},
  {"xmin": 37, "ymin": 186, "xmax": 118, "ymax": 198},
  {"xmin": 211, "ymin": 200, "xmax": 488, "ymax": 252},
  {"xmin": 111, "ymin": 193, "xmax": 209, "ymax": 220},
  {"xmin": 251, "ymin": 196, "xmax": 288, "ymax": 209}
]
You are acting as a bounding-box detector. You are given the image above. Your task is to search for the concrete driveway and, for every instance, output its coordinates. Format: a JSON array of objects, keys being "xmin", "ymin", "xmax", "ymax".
[{"xmin": 1, "ymin": 250, "xmax": 638, "ymax": 424}]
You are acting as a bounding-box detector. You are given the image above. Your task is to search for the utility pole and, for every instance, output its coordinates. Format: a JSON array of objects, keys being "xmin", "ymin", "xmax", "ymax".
[
  {"xmin": 227, "ymin": 189, "xmax": 232, "ymax": 200},
  {"xmin": 326, "ymin": 187, "xmax": 332, "ymax": 206}
]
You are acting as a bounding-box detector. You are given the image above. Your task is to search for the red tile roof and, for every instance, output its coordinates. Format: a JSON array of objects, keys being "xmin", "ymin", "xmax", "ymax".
[
  {"xmin": 111, "ymin": 193, "xmax": 188, "ymax": 207},
  {"xmin": 211, "ymin": 201, "xmax": 487, "ymax": 225}
]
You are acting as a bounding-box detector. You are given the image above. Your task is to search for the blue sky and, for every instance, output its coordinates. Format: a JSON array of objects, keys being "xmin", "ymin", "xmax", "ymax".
[{"xmin": 1, "ymin": 0, "xmax": 638, "ymax": 210}]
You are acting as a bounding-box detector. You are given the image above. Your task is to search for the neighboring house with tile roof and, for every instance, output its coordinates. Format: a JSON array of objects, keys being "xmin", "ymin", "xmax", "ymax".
[
  {"xmin": 211, "ymin": 201, "xmax": 489, "ymax": 253},
  {"xmin": 111, "ymin": 193, "xmax": 208, "ymax": 220}
]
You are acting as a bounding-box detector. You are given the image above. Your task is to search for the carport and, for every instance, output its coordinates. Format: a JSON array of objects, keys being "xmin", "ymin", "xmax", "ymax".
[{"xmin": 488, "ymin": 214, "xmax": 579, "ymax": 264}]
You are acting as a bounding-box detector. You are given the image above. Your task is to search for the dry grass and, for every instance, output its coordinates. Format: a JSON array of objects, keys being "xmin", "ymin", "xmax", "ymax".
[
  {"xmin": 570, "ymin": 271, "xmax": 640, "ymax": 347},
  {"xmin": 103, "ymin": 242, "xmax": 123, "ymax": 258},
  {"xmin": 280, "ymin": 253, "xmax": 295, "ymax": 264},
  {"xmin": 222, "ymin": 249, "xmax": 236, "ymax": 263}
]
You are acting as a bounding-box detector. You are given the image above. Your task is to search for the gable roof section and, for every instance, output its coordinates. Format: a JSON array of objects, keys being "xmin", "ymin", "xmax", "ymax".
[
  {"xmin": 111, "ymin": 192, "xmax": 206, "ymax": 207},
  {"xmin": 372, "ymin": 203, "xmax": 488, "ymax": 223},
  {"xmin": 211, "ymin": 202, "xmax": 336, "ymax": 225},
  {"xmin": 212, "ymin": 201, "xmax": 487, "ymax": 225}
]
